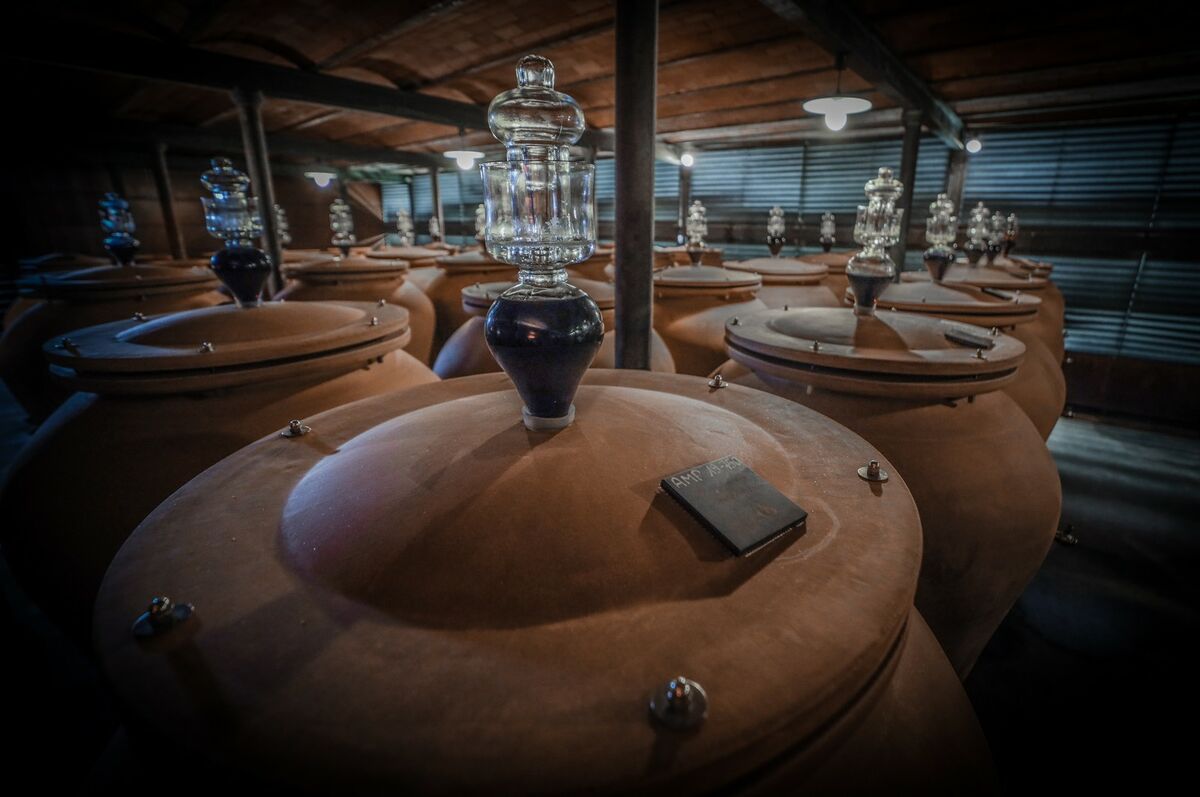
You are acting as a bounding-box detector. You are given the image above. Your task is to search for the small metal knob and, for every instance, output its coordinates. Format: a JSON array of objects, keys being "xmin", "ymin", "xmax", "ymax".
[
  {"xmin": 57, "ymin": 337, "xmax": 80, "ymax": 354},
  {"xmin": 974, "ymin": 348, "xmax": 987, "ymax": 360},
  {"xmin": 811, "ymin": 341, "xmax": 821, "ymax": 352},
  {"xmin": 989, "ymin": 326, "xmax": 1000, "ymax": 336},
  {"xmin": 199, "ymin": 341, "xmax": 215, "ymax": 353},
  {"xmin": 649, "ymin": 675, "xmax": 708, "ymax": 730},
  {"xmin": 729, "ymin": 317, "xmax": 740, "ymax": 326},
  {"xmin": 133, "ymin": 312, "xmax": 146, "ymax": 322},
  {"xmin": 369, "ymin": 316, "xmax": 380, "ymax": 327},
  {"xmin": 377, "ymin": 299, "xmax": 387, "ymax": 307},
  {"xmin": 132, "ymin": 595, "xmax": 193, "ymax": 638},
  {"xmin": 281, "ymin": 419, "xmax": 311, "ymax": 438},
  {"xmin": 707, "ymin": 374, "xmax": 727, "ymax": 389},
  {"xmin": 857, "ymin": 459, "xmax": 889, "ymax": 483}
]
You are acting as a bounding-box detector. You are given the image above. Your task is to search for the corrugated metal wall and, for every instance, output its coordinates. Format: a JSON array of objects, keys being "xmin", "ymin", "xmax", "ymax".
[{"xmin": 381, "ymin": 119, "xmax": 1199, "ymax": 367}]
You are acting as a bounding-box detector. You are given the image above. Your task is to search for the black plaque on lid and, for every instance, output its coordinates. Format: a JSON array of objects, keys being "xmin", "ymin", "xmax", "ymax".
[{"xmin": 661, "ymin": 456, "xmax": 807, "ymax": 556}]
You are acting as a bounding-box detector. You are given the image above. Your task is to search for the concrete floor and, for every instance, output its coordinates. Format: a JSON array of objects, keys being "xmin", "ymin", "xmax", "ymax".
[{"xmin": 0, "ymin": 381, "xmax": 1196, "ymax": 792}]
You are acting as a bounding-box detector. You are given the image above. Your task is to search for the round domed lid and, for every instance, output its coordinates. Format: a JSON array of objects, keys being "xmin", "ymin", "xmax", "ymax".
[
  {"xmin": 95, "ymin": 370, "xmax": 921, "ymax": 793},
  {"xmin": 798, "ymin": 251, "xmax": 854, "ymax": 272},
  {"xmin": 19, "ymin": 252, "xmax": 110, "ymax": 272},
  {"xmin": 19, "ymin": 263, "xmax": 218, "ymax": 300},
  {"xmin": 435, "ymin": 249, "xmax": 513, "ymax": 273},
  {"xmin": 44, "ymin": 301, "xmax": 410, "ymax": 395},
  {"xmin": 367, "ymin": 245, "xmax": 445, "ymax": 261},
  {"xmin": 282, "ymin": 250, "xmax": 338, "ymax": 265},
  {"xmin": 140, "ymin": 257, "xmax": 217, "ymax": 270},
  {"xmin": 870, "ymin": 281, "xmax": 1041, "ymax": 327},
  {"xmin": 461, "ymin": 279, "xmax": 516, "ymax": 312},
  {"xmin": 462, "ymin": 277, "xmax": 614, "ymax": 315},
  {"xmin": 998, "ymin": 255, "xmax": 1053, "ymax": 276},
  {"xmin": 908, "ymin": 264, "xmax": 1048, "ymax": 290},
  {"xmin": 726, "ymin": 257, "xmax": 828, "ymax": 284},
  {"xmin": 653, "ymin": 265, "xmax": 761, "ymax": 294},
  {"xmin": 283, "ymin": 255, "xmax": 409, "ymax": 282},
  {"xmin": 725, "ymin": 307, "xmax": 1025, "ymax": 398}
]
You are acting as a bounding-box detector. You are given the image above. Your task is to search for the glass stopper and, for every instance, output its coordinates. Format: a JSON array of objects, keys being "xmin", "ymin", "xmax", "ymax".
[
  {"xmin": 330, "ymin": 198, "xmax": 355, "ymax": 256},
  {"xmin": 98, "ymin": 192, "xmax": 139, "ymax": 267},
  {"xmin": 273, "ymin": 204, "xmax": 292, "ymax": 248},
  {"xmin": 395, "ymin": 209, "xmax": 414, "ymax": 247},
  {"xmin": 847, "ymin": 167, "xmax": 904, "ymax": 316},
  {"xmin": 200, "ymin": 158, "xmax": 263, "ymax": 247},
  {"xmin": 479, "ymin": 55, "xmax": 604, "ymax": 431},
  {"xmin": 198, "ymin": 158, "xmax": 270, "ymax": 307},
  {"xmin": 819, "ymin": 211, "xmax": 837, "ymax": 251}
]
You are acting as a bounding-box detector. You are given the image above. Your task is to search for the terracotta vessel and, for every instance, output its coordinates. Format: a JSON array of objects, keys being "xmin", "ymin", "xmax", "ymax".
[
  {"xmin": 658, "ymin": 244, "xmax": 725, "ymax": 266},
  {"xmin": 565, "ymin": 250, "xmax": 618, "ymax": 282},
  {"xmin": 798, "ymin": 250, "xmax": 855, "ymax": 296},
  {"xmin": 94, "ymin": 370, "xmax": 996, "ymax": 794},
  {"xmin": 868, "ymin": 280, "xmax": 1065, "ymax": 439},
  {"xmin": 653, "ymin": 265, "xmax": 766, "ymax": 376},
  {"xmin": 363, "ymin": 244, "xmax": 448, "ymax": 294},
  {"xmin": 725, "ymin": 257, "xmax": 841, "ymax": 310},
  {"xmin": 277, "ymin": 255, "xmax": 436, "ymax": 364},
  {"xmin": 903, "ymin": 264, "xmax": 1064, "ymax": 362},
  {"xmin": 427, "ymin": 250, "xmax": 516, "ymax": 348},
  {"xmin": 18, "ymin": 252, "xmax": 111, "ymax": 273},
  {"xmin": 7, "ymin": 254, "xmax": 113, "ymax": 329},
  {"xmin": 434, "ymin": 279, "xmax": 675, "ymax": 378},
  {"xmin": 716, "ymin": 308, "xmax": 1061, "ymax": 676},
  {"xmin": 0, "ymin": 300, "xmax": 436, "ymax": 643},
  {"xmin": 0, "ymin": 263, "xmax": 225, "ymax": 421}
]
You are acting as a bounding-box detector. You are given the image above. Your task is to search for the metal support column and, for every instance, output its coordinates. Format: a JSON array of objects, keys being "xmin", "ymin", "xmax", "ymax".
[
  {"xmin": 677, "ymin": 162, "xmax": 692, "ymax": 245},
  {"xmin": 613, "ymin": 0, "xmax": 658, "ymax": 369},
  {"xmin": 892, "ymin": 109, "xmax": 922, "ymax": 276},
  {"xmin": 232, "ymin": 87, "xmax": 283, "ymax": 294},
  {"xmin": 945, "ymin": 146, "xmax": 969, "ymax": 215},
  {"xmin": 150, "ymin": 141, "xmax": 187, "ymax": 259}
]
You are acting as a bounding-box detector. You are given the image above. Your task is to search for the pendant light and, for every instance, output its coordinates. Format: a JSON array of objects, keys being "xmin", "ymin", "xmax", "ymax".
[
  {"xmin": 803, "ymin": 54, "xmax": 872, "ymax": 132},
  {"xmin": 443, "ymin": 127, "xmax": 485, "ymax": 170}
]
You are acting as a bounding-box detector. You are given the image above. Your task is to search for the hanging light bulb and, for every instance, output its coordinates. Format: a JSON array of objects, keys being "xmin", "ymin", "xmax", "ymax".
[
  {"xmin": 445, "ymin": 150, "xmax": 484, "ymax": 170},
  {"xmin": 680, "ymin": 152, "xmax": 694, "ymax": 168},
  {"xmin": 965, "ymin": 137, "xmax": 983, "ymax": 154},
  {"xmin": 802, "ymin": 54, "xmax": 871, "ymax": 133},
  {"xmin": 824, "ymin": 110, "xmax": 848, "ymax": 132},
  {"xmin": 444, "ymin": 127, "xmax": 485, "ymax": 170},
  {"xmin": 304, "ymin": 170, "xmax": 337, "ymax": 188}
]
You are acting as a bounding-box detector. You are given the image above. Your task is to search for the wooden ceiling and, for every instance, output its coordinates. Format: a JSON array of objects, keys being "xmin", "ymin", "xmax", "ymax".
[{"xmin": 14, "ymin": 0, "xmax": 1200, "ymax": 164}]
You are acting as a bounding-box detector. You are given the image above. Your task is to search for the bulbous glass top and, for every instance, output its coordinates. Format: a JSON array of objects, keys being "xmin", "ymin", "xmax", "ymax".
[
  {"xmin": 925, "ymin": 193, "xmax": 958, "ymax": 246},
  {"xmin": 686, "ymin": 200, "xmax": 708, "ymax": 246},
  {"xmin": 767, "ymin": 206, "xmax": 786, "ymax": 237},
  {"xmin": 819, "ymin": 211, "xmax": 837, "ymax": 239},
  {"xmin": 395, "ymin": 209, "xmax": 414, "ymax": 245},
  {"xmin": 488, "ymin": 55, "xmax": 586, "ymax": 161},
  {"xmin": 98, "ymin": 192, "xmax": 136, "ymax": 235},
  {"xmin": 864, "ymin": 167, "xmax": 903, "ymax": 204},
  {"xmin": 274, "ymin": 204, "xmax": 292, "ymax": 247},
  {"xmin": 201, "ymin": 158, "xmax": 251, "ymax": 201},
  {"xmin": 200, "ymin": 158, "xmax": 262, "ymax": 245},
  {"xmin": 330, "ymin": 198, "xmax": 354, "ymax": 245}
]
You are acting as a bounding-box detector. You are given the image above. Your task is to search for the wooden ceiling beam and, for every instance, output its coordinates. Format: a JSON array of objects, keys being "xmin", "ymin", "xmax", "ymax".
[
  {"xmin": 91, "ymin": 120, "xmax": 444, "ymax": 170},
  {"xmin": 953, "ymin": 75, "xmax": 1200, "ymax": 116},
  {"xmin": 757, "ymin": 0, "xmax": 964, "ymax": 148},
  {"xmin": 660, "ymin": 107, "xmax": 904, "ymax": 144},
  {"xmin": 10, "ymin": 21, "xmax": 614, "ymax": 152},
  {"xmin": 317, "ymin": 1, "xmax": 471, "ymax": 70}
]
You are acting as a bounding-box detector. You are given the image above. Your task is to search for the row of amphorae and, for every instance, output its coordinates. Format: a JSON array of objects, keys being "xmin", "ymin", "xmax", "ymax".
[{"xmin": 0, "ymin": 157, "xmax": 1065, "ymax": 792}]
